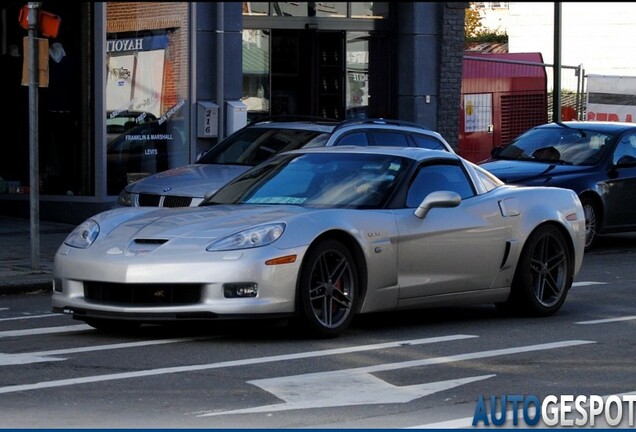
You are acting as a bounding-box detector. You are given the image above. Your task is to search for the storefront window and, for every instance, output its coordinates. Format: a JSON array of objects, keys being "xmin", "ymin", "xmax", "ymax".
[
  {"xmin": 242, "ymin": 2, "xmax": 388, "ymax": 18},
  {"xmin": 314, "ymin": 3, "xmax": 348, "ymax": 17},
  {"xmin": 0, "ymin": 3, "xmax": 93, "ymax": 197},
  {"xmin": 351, "ymin": 2, "xmax": 389, "ymax": 19},
  {"xmin": 105, "ymin": 2, "xmax": 190, "ymax": 196},
  {"xmin": 242, "ymin": 2, "xmax": 270, "ymax": 16},
  {"xmin": 346, "ymin": 32, "xmax": 369, "ymax": 119},
  {"xmin": 272, "ymin": 2, "xmax": 309, "ymax": 17},
  {"xmin": 242, "ymin": 29, "xmax": 271, "ymax": 122}
]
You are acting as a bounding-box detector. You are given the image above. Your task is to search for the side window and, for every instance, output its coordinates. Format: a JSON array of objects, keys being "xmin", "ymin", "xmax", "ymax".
[
  {"xmin": 369, "ymin": 131, "xmax": 410, "ymax": 147},
  {"xmin": 411, "ymin": 134, "xmax": 448, "ymax": 151},
  {"xmin": 613, "ymin": 133, "xmax": 636, "ymax": 165},
  {"xmin": 335, "ymin": 132, "xmax": 369, "ymax": 146},
  {"xmin": 473, "ymin": 164, "xmax": 504, "ymax": 192},
  {"xmin": 406, "ymin": 163, "xmax": 475, "ymax": 207}
]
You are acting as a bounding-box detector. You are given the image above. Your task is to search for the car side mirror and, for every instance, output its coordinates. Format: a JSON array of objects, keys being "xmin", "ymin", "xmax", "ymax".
[{"xmin": 414, "ymin": 190, "xmax": 461, "ymax": 219}]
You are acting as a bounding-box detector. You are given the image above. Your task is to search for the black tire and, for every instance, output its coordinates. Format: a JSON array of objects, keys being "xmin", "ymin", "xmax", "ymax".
[
  {"xmin": 506, "ymin": 225, "xmax": 573, "ymax": 316},
  {"xmin": 83, "ymin": 318, "xmax": 142, "ymax": 333},
  {"xmin": 297, "ymin": 239, "xmax": 358, "ymax": 338},
  {"xmin": 581, "ymin": 197, "xmax": 599, "ymax": 251}
]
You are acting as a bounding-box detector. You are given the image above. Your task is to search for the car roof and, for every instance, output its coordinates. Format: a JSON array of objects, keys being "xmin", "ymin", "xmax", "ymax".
[
  {"xmin": 333, "ymin": 117, "xmax": 434, "ymax": 132},
  {"xmin": 246, "ymin": 117, "xmax": 450, "ymax": 140},
  {"xmin": 284, "ymin": 144, "xmax": 459, "ymax": 163},
  {"xmin": 539, "ymin": 121, "xmax": 636, "ymax": 133},
  {"xmin": 248, "ymin": 119, "xmax": 338, "ymax": 133}
]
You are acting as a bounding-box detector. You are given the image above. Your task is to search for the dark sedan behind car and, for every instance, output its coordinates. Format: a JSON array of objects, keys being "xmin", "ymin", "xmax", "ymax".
[{"xmin": 479, "ymin": 121, "xmax": 636, "ymax": 250}]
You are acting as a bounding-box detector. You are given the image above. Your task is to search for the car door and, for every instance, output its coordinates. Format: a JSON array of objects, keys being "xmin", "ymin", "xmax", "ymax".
[
  {"xmin": 395, "ymin": 161, "xmax": 508, "ymax": 299},
  {"xmin": 603, "ymin": 132, "xmax": 636, "ymax": 228}
]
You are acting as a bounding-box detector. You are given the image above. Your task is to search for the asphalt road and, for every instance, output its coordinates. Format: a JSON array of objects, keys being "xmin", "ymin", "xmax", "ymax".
[{"xmin": 1, "ymin": 234, "xmax": 635, "ymax": 429}]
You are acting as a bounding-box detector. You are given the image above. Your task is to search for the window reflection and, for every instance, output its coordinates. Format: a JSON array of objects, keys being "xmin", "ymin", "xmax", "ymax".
[
  {"xmin": 105, "ymin": 2, "xmax": 190, "ymax": 196},
  {"xmin": 346, "ymin": 32, "xmax": 369, "ymax": 119},
  {"xmin": 242, "ymin": 2, "xmax": 388, "ymax": 18},
  {"xmin": 314, "ymin": 3, "xmax": 347, "ymax": 17},
  {"xmin": 272, "ymin": 2, "xmax": 308, "ymax": 17},
  {"xmin": 243, "ymin": 2, "xmax": 269, "ymax": 15},
  {"xmin": 351, "ymin": 2, "xmax": 389, "ymax": 18},
  {"xmin": 242, "ymin": 30, "xmax": 271, "ymax": 122}
]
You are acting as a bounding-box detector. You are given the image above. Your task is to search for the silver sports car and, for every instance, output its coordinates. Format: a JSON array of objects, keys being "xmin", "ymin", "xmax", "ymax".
[{"xmin": 52, "ymin": 146, "xmax": 586, "ymax": 338}]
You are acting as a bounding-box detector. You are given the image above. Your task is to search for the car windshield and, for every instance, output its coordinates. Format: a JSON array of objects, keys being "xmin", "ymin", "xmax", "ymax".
[
  {"xmin": 197, "ymin": 127, "xmax": 331, "ymax": 166},
  {"xmin": 204, "ymin": 152, "xmax": 410, "ymax": 209},
  {"xmin": 496, "ymin": 127, "xmax": 613, "ymax": 166}
]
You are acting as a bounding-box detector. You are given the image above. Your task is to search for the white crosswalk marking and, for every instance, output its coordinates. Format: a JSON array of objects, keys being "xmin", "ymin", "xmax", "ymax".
[
  {"xmin": 0, "ymin": 313, "xmax": 63, "ymax": 322},
  {"xmin": 572, "ymin": 281, "xmax": 607, "ymax": 287},
  {"xmin": 576, "ymin": 315, "xmax": 636, "ymax": 324},
  {"xmin": 0, "ymin": 324, "xmax": 92, "ymax": 338},
  {"xmin": 0, "ymin": 338, "xmax": 199, "ymax": 366},
  {"xmin": 0, "ymin": 335, "xmax": 477, "ymax": 394}
]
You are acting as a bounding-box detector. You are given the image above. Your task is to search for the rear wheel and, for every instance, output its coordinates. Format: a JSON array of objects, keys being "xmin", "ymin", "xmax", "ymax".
[
  {"xmin": 506, "ymin": 225, "xmax": 572, "ymax": 316},
  {"xmin": 298, "ymin": 239, "xmax": 358, "ymax": 338}
]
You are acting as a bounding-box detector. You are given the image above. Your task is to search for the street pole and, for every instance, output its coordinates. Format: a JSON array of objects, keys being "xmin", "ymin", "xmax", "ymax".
[
  {"xmin": 553, "ymin": 2, "xmax": 562, "ymax": 123},
  {"xmin": 28, "ymin": 2, "xmax": 41, "ymax": 270}
]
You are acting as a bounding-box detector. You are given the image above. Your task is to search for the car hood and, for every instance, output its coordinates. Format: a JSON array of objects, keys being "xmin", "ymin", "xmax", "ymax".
[
  {"xmin": 125, "ymin": 164, "xmax": 251, "ymax": 198},
  {"xmin": 479, "ymin": 159, "xmax": 588, "ymax": 184},
  {"xmin": 91, "ymin": 205, "xmax": 310, "ymax": 244}
]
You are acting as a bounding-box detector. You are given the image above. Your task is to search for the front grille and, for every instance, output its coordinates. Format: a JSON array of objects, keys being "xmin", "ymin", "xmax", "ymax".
[
  {"xmin": 84, "ymin": 282, "xmax": 202, "ymax": 306},
  {"xmin": 137, "ymin": 194, "xmax": 193, "ymax": 207},
  {"xmin": 138, "ymin": 194, "xmax": 161, "ymax": 206},
  {"xmin": 163, "ymin": 195, "xmax": 193, "ymax": 207}
]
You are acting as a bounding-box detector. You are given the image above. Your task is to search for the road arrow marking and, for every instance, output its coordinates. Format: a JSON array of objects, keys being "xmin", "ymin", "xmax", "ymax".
[{"xmin": 196, "ymin": 340, "xmax": 595, "ymax": 417}]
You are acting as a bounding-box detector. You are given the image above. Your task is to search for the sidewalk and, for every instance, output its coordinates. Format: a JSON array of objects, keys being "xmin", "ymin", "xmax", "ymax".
[{"xmin": 0, "ymin": 215, "xmax": 75, "ymax": 296}]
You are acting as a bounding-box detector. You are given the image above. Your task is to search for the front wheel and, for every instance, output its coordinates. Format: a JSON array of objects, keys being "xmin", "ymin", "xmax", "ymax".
[
  {"xmin": 506, "ymin": 225, "xmax": 573, "ymax": 316},
  {"xmin": 581, "ymin": 197, "xmax": 599, "ymax": 251},
  {"xmin": 297, "ymin": 239, "xmax": 358, "ymax": 338}
]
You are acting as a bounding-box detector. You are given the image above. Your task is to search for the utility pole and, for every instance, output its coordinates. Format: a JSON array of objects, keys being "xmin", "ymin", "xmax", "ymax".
[{"xmin": 28, "ymin": 2, "xmax": 41, "ymax": 270}]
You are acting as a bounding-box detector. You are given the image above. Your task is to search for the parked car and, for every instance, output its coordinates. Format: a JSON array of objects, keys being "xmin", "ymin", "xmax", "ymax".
[
  {"xmin": 116, "ymin": 118, "xmax": 455, "ymax": 208},
  {"xmin": 53, "ymin": 146, "xmax": 585, "ymax": 338},
  {"xmin": 479, "ymin": 121, "xmax": 636, "ymax": 250}
]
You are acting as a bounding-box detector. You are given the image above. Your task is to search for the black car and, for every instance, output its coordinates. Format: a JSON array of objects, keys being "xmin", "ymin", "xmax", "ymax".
[{"xmin": 480, "ymin": 121, "xmax": 636, "ymax": 250}]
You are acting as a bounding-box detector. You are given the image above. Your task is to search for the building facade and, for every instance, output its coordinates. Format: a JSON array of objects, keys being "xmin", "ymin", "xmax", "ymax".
[{"xmin": 0, "ymin": 2, "xmax": 467, "ymax": 224}]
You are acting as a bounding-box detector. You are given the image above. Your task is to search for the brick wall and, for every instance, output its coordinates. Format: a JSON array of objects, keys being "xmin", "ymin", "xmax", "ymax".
[
  {"xmin": 106, "ymin": 2, "xmax": 189, "ymax": 114},
  {"xmin": 437, "ymin": 2, "xmax": 469, "ymax": 152}
]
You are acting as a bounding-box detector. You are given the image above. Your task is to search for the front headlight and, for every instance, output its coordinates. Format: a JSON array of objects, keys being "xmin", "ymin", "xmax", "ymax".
[
  {"xmin": 117, "ymin": 189, "xmax": 133, "ymax": 207},
  {"xmin": 206, "ymin": 223, "xmax": 286, "ymax": 251},
  {"xmin": 64, "ymin": 219, "xmax": 100, "ymax": 249}
]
